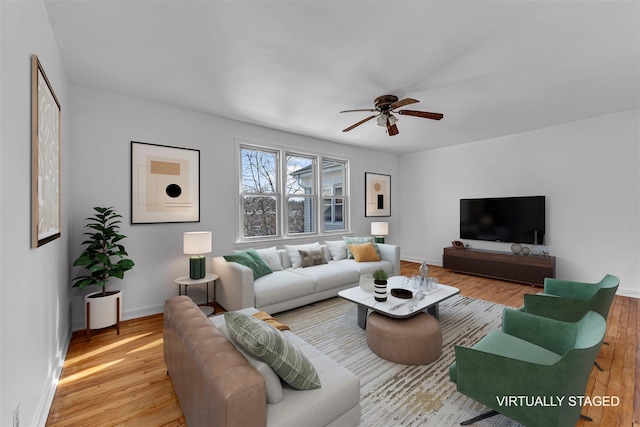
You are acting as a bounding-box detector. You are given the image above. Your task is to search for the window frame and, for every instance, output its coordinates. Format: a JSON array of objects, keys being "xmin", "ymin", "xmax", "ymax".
[{"xmin": 236, "ymin": 140, "xmax": 350, "ymax": 243}]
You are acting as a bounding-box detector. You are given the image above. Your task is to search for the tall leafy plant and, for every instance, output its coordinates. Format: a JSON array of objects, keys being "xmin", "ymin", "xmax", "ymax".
[{"xmin": 72, "ymin": 206, "xmax": 135, "ymax": 296}]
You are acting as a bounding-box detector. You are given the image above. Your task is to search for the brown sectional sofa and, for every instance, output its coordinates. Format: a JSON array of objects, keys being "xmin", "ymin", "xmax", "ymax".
[
  {"xmin": 164, "ymin": 296, "xmax": 266, "ymax": 426},
  {"xmin": 163, "ymin": 296, "xmax": 361, "ymax": 427}
]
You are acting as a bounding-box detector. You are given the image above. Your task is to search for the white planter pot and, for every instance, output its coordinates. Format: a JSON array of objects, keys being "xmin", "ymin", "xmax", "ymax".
[{"xmin": 85, "ymin": 290, "xmax": 122, "ymax": 330}]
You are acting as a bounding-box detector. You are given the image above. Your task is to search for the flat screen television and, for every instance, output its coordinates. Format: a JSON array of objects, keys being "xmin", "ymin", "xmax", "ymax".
[{"xmin": 460, "ymin": 196, "xmax": 545, "ymax": 244}]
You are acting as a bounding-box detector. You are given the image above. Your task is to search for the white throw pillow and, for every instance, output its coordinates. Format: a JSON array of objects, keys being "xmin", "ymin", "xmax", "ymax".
[
  {"xmin": 255, "ymin": 246, "xmax": 283, "ymax": 271},
  {"xmin": 284, "ymin": 243, "xmax": 321, "ymax": 268},
  {"xmin": 324, "ymin": 240, "xmax": 347, "ymax": 261}
]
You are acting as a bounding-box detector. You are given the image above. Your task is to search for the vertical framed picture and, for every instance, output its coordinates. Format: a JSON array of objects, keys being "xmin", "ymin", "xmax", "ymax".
[
  {"xmin": 31, "ymin": 55, "xmax": 61, "ymax": 248},
  {"xmin": 131, "ymin": 141, "xmax": 200, "ymax": 224},
  {"xmin": 365, "ymin": 172, "xmax": 391, "ymax": 217}
]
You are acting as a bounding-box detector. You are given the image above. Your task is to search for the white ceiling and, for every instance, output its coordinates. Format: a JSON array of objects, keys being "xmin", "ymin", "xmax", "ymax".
[{"xmin": 44, "ymin": 0, "xmax": 640, "ymax": 154}]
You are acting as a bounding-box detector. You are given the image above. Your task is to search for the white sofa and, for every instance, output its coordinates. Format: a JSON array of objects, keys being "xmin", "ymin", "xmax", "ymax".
[{"xmin": 212, "ymin": 242, "xmax": 400, "ymax": 314}]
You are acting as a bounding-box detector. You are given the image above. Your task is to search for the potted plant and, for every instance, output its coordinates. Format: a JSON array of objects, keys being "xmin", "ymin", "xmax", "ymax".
[
  {"xmin": 72, "ymin": 206, "xmax": 135, "ymax": 339},
  {"xmin": 372, "ymin": 268, "xmax": 388, "ymax": 302}
]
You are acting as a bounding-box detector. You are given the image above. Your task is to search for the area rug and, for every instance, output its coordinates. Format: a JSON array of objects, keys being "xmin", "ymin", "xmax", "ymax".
[{"xmin": 275, "ymin": 295, "xmax": 522, "ymax": 427}]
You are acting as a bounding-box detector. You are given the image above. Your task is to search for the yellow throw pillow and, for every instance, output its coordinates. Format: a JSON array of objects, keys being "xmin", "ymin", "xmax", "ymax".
[{"xmin": 347, "ymin": 242, "xmax": 381, "ymax": 262}]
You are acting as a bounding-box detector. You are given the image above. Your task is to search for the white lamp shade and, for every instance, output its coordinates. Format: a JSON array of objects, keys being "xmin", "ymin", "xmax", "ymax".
[
  {"xmin": 371, "ymin": 222, "xmax": 389, "ymax": 236},
  {"xmin": 183, "ymin": 231, "xmax": 212, "ymax": 255}
]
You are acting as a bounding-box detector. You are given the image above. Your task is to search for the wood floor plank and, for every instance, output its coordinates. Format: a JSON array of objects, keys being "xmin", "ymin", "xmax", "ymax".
[{"xmin": 46, "ymin": 261, "xmax": 637, "ymax": 427}]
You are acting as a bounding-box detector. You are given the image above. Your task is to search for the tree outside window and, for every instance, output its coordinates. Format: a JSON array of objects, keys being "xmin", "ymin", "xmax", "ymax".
[
  {"xmin": 239, "ymin": 144, "xmax": 348, "ymax": 240},
  {"xmin": 240, "ymin": 147, "xmax": 278, "ymax": 238}
]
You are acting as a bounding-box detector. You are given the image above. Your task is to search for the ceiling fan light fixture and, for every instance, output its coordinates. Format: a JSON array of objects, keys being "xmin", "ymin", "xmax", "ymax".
[{"xmin": 339, "ymin": 95, "xmax": 442, "ymax": 134}]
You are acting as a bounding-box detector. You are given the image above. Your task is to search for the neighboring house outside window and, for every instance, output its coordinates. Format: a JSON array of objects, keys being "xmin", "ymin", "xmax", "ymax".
[
  {"xmin": 321, "ymin": 159, "xmax": 347, "ymax": 232},
  {"xmin": 239, "ymin": 143, "xmax": 348, "ymax": 241}
]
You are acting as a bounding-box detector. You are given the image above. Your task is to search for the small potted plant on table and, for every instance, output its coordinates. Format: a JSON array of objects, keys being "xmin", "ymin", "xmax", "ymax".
[
  {"xmin": 72, "ymin": 206, "xmax": 135, "ymax": 341},
  {"xmin": 372, "ymin": 268, "xmax": 388, "ymax": 302}
]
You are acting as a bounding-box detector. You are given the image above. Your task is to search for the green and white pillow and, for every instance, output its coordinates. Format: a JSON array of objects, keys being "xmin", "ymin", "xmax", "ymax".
[
  {"xmin": 225, "ymin": 312, "xmax": 321, "ymax": 390},
  {"xmin": 216, "ymin": 322, "xmax": 284, "ymax": 404},
  {"xmin": 343, "ymin": 237, "xmax": 379, "ymax": 259}
]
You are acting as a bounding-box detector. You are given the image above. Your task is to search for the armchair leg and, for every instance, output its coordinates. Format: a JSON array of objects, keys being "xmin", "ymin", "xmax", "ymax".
[
  {"xmin": 460, "ymin": 410, "xmax": 500, "ymax": 426},
  {"xmin": 594, "ymin": 340, "xmax": 609, "ymax": 371}
]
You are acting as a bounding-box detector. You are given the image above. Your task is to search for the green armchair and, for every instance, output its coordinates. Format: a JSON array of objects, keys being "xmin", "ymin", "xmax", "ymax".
[
  {"xmin": 449, "ymin": 309, "xmax": 606, "ymax": 427},
  {"xmin": 520, "ymin": 274, "xmax": 619, "ymax": 322},
  {"xmin": 520, "ymin": 274, "xmax": 618, "ymax": 371}
]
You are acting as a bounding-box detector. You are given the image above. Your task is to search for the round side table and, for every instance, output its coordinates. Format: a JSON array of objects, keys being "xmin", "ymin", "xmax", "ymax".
[{"xmin": 174, "ymin": 273, "xmax": 219, "ymax": 316}]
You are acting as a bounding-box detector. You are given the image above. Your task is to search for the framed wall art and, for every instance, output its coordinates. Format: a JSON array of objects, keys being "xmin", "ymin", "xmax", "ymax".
[
  {"xmin": 365, "ymin": 172, "xmax": 391, "ymax": 217},
  {"xmin": 31, "ymin": 55, "xmax": 61, "ymax": 248},
  {"xmin": 131, "ymin": 141, "xmax": 200, "ymax": 224}
]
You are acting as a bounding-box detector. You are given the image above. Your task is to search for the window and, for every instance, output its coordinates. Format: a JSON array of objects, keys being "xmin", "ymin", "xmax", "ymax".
[
  {"xmin": 240, "ymin": 147, "xmax": 279, "ymax": 238},
  {"xmin": 239, "ymin": 144, "xmax": 348, "ymax": 240},
  {"xmin": 322, "ymin": 159, "xmax": 347, "ymax": 232},
  {"xmin": 287, "ymin": 154, "xmax": 316, "ymax": 234}
]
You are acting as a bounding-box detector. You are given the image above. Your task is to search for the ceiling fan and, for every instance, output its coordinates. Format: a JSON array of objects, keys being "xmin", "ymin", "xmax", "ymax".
[{"xmin": 340, "ymin": 95, "xmax": 443, "ymax": 136}]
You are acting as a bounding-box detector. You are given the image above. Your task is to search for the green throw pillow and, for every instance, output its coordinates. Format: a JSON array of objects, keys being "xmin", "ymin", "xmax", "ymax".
[
  {"xmin": 223, "ymin": 249, "xmax": 273, "ymax": 280},
  {"xmin": 343, "ymin": 236, "xmax": 380, "ymax": 259},
  {"xmin": 224, "ymin": 312, "xmax": 321, "ymax": 390}
]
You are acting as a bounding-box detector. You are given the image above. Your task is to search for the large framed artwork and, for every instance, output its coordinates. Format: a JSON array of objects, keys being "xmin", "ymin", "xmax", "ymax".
[
  {"xmin": 365, "ymin": 172, "xmax": 391, "ymax": 217},
  {"xmin": 31, "ymin": 55, "xmax": 61, "ymax": 248},
  {"xmin": 131, "ymin": 141, "xmax": 200, "ymax": 224}
]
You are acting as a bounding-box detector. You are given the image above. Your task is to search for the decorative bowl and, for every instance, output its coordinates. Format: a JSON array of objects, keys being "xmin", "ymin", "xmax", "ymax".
[
  {"xmin": 359, "ymin": 274, "xmax": 375, "ymax": 292},
  {"xmin": 391, "ymin": 288, "xmax": 413, "ymax": 299}
]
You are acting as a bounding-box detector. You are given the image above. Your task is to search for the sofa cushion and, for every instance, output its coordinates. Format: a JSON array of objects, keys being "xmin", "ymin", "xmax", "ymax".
[
  {"xmin": 213, "ymin": 320, "xmax": 285, "ymax": 404},
  {"xmin": 254, "ymin": 246, "xmax": 284, "ymax": 271},
  {"xmin": 343, "ymin": 236, "xmax": 379, "ymax": 259},
  {"xmin": 347, "ymin": 242, "xmax": 381, "ymax": 262},
  {"xmin": 269, "ymin": 331, "xmax": 361, "ymax": 427},
  {"xmin": 324, "ymin": 240, "xmax": 348, "ymax": 261},
  {"xmin": 254, "ymin": 271, "xmax": 317, "ymax": 308},
  {"xmin": 289, "ymin": 263, "xmax": 360, "ymax": 293},
  {"xmin": 335, "ymin": 258, "xmax": 393, "ymax": 275},
  {"xmin": 224, "ymin": 250, "xmax": 273, "ymax": 279},
  {"xmin": 299, "ymin": 248, "xmax": 328, "ymax": 267},
  {"xmin": 284, "ymin": 242, "xmax": 322, "ymax": 268},
  {"xmin": 225, "ymin": 312, "xmax": 321, "ymax": 390}
]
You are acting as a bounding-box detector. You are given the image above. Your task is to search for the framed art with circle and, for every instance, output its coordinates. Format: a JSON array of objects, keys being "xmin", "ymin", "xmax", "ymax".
[{"xmin": 130, "ymin": 141, "xmax": 200, "ymax": 224}]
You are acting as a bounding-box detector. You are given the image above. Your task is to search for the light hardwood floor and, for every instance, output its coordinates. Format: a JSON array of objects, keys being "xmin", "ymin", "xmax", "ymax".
[{"xmin": 46, "ymin": 262, "xmax": 638, "ymax": 426}]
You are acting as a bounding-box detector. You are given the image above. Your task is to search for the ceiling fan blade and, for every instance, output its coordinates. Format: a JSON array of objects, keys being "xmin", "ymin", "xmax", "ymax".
[
  {"xmin": 342, "ymin": 115, "xmax": 377, "ymax": 132},
  {"xmin": 397, "ymin": 109, "xmax": 444, "ymax": 120},
  {"xmin": 339, "ymin": 108, "xmax": 377, "ymax": 113},
  {"xmin": 389, "ymin": 98, "xmax": 419, "ymax": 110},
  {"xmin": 386, "ymin": 120, "xmax": 399, "ymax": 136}
]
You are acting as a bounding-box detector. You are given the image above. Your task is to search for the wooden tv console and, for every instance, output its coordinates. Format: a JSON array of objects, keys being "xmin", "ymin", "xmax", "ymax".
[{"xmin": 442, "ymin": 247, "xmax": 556, "ymax": 286}]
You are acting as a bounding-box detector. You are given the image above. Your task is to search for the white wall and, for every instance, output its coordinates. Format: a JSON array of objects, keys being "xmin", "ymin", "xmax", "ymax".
[
  {"xmin": 0, "ymin": 1, "xmax": 72, "ymax": 426},
  {"xmin": 399, "ymin": 110, "xmax": 640, "ymax": 297},
  {"xmin": 69, "ymin": 85, "xmax": 402, "ymax": 329}
]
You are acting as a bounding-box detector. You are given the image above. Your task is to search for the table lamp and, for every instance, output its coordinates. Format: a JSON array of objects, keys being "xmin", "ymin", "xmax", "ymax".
[
  {"xmin": 183, "ymin": 231, "xmax": 212, "ymax": 279},
  {"xmin": 371, "ymin": 222, "xmax": 388, "ymax": 243}
]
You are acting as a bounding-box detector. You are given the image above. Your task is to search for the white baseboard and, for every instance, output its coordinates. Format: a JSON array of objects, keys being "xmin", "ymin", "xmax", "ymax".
[
  {"xmin": 35, "ymin": 329, "xmax": 72, "ymax": 427},
  {"xmin": 72, "ymin": 304, "xmax": 165, "ymax": 332},
  {"xmin": 401, "ymin": 257, "xmax": 640, "ymax": 300},
  {"xmin": 401, "ymin": 256, "xmax": 443, "ymax": 267},
  {"xmin": 616, "ymin": 286, "xmax": 640, "ymax": 299}
]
